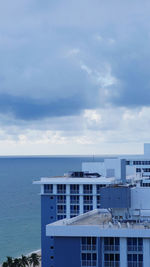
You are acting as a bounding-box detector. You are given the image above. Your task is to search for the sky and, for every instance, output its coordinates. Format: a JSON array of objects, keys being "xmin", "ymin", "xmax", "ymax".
[{"xmin": 0, "ymin": 0, "xmax": 150, "ymax": 155}]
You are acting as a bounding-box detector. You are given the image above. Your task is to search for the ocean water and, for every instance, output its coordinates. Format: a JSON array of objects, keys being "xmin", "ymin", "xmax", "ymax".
[{"xmin": 0, "ymin": 156, "xmax": 100, "ymax": 263}]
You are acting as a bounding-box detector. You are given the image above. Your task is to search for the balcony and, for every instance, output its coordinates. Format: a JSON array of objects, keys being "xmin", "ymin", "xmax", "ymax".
[
  {"xmin": 82, "ymin": 260, "xmax": 97, "ymax": 266},
  {"xmin": 83, "ymin": 200, "xmax": 93, "ymax": 204},
  {"xmin": 70, "ymin": 200, "xmax": 79, "ymax": 204},
  {"xmin": 127, "ymin": 263, "xmax": 143, "ymax": 267},
  {"xmin": 104, "ymin": 245, "xmax": 120, "ymax": 251},
  {"xmin": 57, "ymin": 199, "xmax": 66, "ymax": 204},
  {"xmin": 81, "ymin": 245, "xmax": 96, "ymax": 251},
  {"xmin": 70, "ymin": 190, "xmax": 79, "ymax": 194},
  {"xmin": 127, "ymin": 246, "xmax": 143, "ymax": 252},
  {"xmin": 104, "ymin": 262, "xmax": 120, "ymax": 267},
  {"xmin": 57, "ymin": 190, "xmax": 66, "ymax": 194},
  {"xmin": 83, "ymin": 190, "xmax": 92, "ymax": 194}
]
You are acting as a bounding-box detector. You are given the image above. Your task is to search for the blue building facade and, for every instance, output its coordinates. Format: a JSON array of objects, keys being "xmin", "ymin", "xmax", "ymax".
[
  {"xmin": 53, "ymin": 236, "xmax": 103, "ymax": 267},
  {"xmin": 41, "ymin": 195, "xmax": 57, "ymax": 266},
  {"xmin": 36, "ymin": 175, "xmax": 110, "ymax": 267},
  {"xmin": 46, "ymin": 209, "xmax": 148, "ymax": 267}
]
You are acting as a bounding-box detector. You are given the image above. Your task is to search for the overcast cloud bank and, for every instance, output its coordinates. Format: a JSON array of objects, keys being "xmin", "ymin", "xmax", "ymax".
[{"xmin": 0, "ymin": 0, "xmax": 149, "ymax": 154}]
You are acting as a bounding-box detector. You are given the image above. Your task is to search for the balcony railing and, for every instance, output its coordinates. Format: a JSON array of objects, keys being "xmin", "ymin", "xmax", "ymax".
[
  {"xmin": 57, "ymin": 190, "xmax": 66, "ymax": 194},
  {"xmin": 70, "ymin": 200, "xmax": 79, "ymax": 204},
  {"xmin": 57, "ymin": 209, "xmax": 66, "ymax": 214},
  {"xmin": 83, "ymin": 200, "xmax": 93, "ymax": 204},
  {"xmin": 81, "ymin": 245, "xmax": 96, "ymax": 251},
  {"xmin": 83, "ymin": 190, "xmax": 92, "ymax": 194},
  {"xmin": 127, "ymin": 246, "xmax": 143, "ymax": 252},
  {"xmin": 104, "ymin": 262, "xmax": 120, "ymax": 267},
  {"xmin": 82, "ymin": 260, "xmax": 97, "ymax": 266},
  {"xmin": 127, "ymin": 262, "xmax": 143, "ymax": 267},
  {"xmin": 104, "ymin": 245, "xmax": 120, "ymax": 251},
  {"xmin": 70, "ymin": 190, "xmax": 79, "ymax": 194},
  {"xmin": 57, "ymin": 199, "xmax": 66, "ymax": 204}
]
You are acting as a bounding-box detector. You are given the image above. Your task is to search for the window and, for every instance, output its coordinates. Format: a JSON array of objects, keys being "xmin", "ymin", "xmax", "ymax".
[
  {"xmin": 127, "ymin": 254, "xmax": 143, "ymax": 267},
  {"xmin": 136, "ymin": 168, "xmax": 150, "ymax": 172},
  {"xmin": 57, "ymin": 214, "xmax": 66, "ymax": 220},
  {"xmin": 141, "ymin": 182, "xmax": 150, "ymax": 187},
  {"xmin": 83, "ymin": 185, "xmax": 92, "ymax": 194},
  {"xmin": 70, "ymin": 195, "xmax": 79, "ymax": 204},
  {"xmin": 70, "ymin": 205, "xmax": 80, "ymax": 215},
  {"xmin": 127, "ymin": 239, "xmax": 143, "ymax": 267},
  {"xmin": 44, "ymin": 184, "xmax": 53, "ymax": 194},
  {"xmin": 57, "ymin": 195, "xmax": 66, "ymax": 204},
  {"xmin": 83, "ymin": 205, "xmax": 93, "ymax": 213},
  {"xmin": 57, "ymin": 205, "xmax": 66, "ymax": 214},
  {"xmin": 96, "ymin": 184, "xmax": 106, "ymax": 194},
  {"xmin": 84, "ymin": 196, "xmax": 93, "ymax": 204},
  {"xmin": 143, "ymin": 168, "xmax": 150, "ymax": 172},
  {"xmin": 97, "ymin": 196, "xmax": 100, "ymax": 208},
  {"xmin": 133, "ymin": 161, "xmax": 150, "ymax": 165},
  {"xmin": 127, "ymin": 238, "xmax": 143, "ymax": 252},
  {"xmin": 70, "ymin": 184, "xmax": 79, "ymax": 194},
  {"xmin": 81, "ymin": 253, "xmax": 97, "ymax": 267},
  {"xmin": 57, "ymin": 184, "xmax": 66, "ymax": 194},
  {"xmin": 81, "ymin": 237, "xmax": 97, "ymax": 267},
  {"xmin": 104, "ymin": 237, "xmax": 120, "ymax": 251},
  {"xmin": 81, "ymin": 237, "xmax": 97, "ymax": 251},
  {"xmin": 104, "ymin": 254, "xmax": 120, "ymax": 267}
]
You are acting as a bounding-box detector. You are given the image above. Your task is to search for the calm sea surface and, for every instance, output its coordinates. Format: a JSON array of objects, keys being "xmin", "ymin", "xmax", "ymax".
[{"xmin": 0, "ymin": 156, "xmax": 104, "ymax": 263}]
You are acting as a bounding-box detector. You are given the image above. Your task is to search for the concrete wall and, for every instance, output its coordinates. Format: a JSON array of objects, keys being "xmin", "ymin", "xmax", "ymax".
[
  {"xmin": 41, "ymin": 195, "xmax": 57, "ymax": 267},
  {"xmin": 54, "ymin": 237, "xmax": 81, "ymax": 267},
  {"xmin": 82, "ymin": 162, "xmax": 105, "ymax": 176},
  {"xmin": 131, "ymin": 187, "xmax": 150, "ymax": 210},
  {"xmin": 100, "ymin": 187, "xmax": 131, "ymax": 209}
]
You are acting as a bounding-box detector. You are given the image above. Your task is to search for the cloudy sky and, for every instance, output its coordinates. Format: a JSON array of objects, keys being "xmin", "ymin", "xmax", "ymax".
[{"xmin": 0, "ymin": 0, "xmax": 150, "ymax": 155}]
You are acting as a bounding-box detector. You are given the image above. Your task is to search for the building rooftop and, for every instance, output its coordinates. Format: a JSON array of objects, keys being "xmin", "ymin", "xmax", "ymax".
[
  {"xmin": 46, "ymin": 209, "xmax": 150, "ymax": 238},
  {"xmin": 34, "ymin": 176, "xmax": 116, "ymax": 185},
  {"xmin": 50, "ymin": 209, "xmax": 150, "ymax": 229}
]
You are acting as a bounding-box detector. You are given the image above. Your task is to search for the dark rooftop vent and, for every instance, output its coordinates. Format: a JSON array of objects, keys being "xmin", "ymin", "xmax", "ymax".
[{"xmin": 68, "ymin": 171, "xmax": 101, "ymax": 178}]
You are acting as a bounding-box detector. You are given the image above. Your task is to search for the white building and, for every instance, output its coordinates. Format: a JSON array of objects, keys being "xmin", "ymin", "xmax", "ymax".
[{"xmin": 82, "ymin": 144, "xmax": 150, "ymax": 180}]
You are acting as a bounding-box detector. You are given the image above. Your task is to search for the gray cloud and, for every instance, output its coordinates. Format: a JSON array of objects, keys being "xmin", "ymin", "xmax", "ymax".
[{"xmin": 0, "ymin": 0, "xmax": 150, "ymax": 123}]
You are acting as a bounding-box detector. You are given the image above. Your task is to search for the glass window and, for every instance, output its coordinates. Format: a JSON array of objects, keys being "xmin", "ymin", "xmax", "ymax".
[
  {"xmin": 57, "ymin": 184, "xmax": 66, "ymax": 194},
  {"xmin": 70, "ymin": 184, "xmax": 79, "ymax": 194},
  {"xmin": 70, "ymin": 195, "xmax": 79, "ymax": 204},
  {"xmin": 57, "ymin": 195, "xmax": 66, "ymax": 204},
  {"xmin": 44, "ymin": 184, "xmax": 53, "ymax": 194},
  {"xmin": 104, "ymin": 237, "xmax": 120, "ymax": 251},
  {"xmin": 84, "ymin": 195, "xmax": 93, "ymax": 204},
  {"xmin": 83, "ymin": 184, "xmax": 92, "ymax": 194},
  {"xmin": 83, "ymin": 205, "xmax": 93, "ymax": 213},
  {"xmin": 57, "ymin": 205, "xmax": 66, "ymax": 214},
  {"xmin": 81, "ymin": 238, "xmax": 97, "ymax": 267}
]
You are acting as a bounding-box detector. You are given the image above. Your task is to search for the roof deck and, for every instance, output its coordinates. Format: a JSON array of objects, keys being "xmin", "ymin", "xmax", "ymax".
[{"xmin": 46, "ymin": 209, "xmax": 150, "ymax": 238}]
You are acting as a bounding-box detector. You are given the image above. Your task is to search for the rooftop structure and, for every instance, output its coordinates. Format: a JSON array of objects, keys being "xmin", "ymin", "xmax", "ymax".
[{"xmin": 47, "ymin": 209, "xmax": 150, "ymax": 236}]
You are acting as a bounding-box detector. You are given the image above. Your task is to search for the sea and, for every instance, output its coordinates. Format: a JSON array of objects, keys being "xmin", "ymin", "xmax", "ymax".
[{"xmin": 0, "ymin": 156, "xmax": 104, "ymax": 263}]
